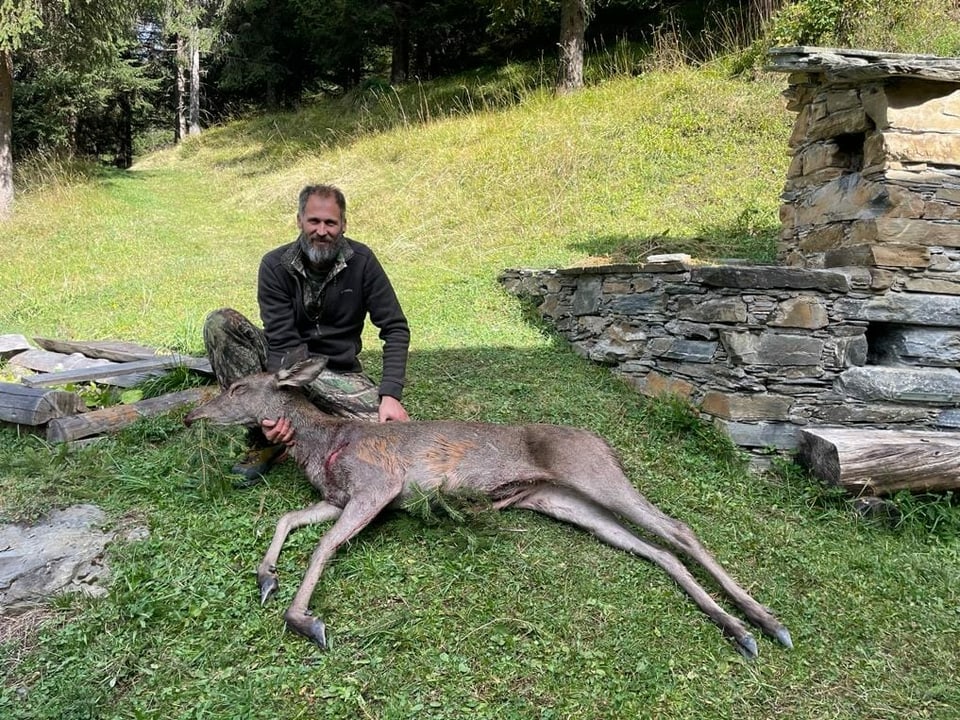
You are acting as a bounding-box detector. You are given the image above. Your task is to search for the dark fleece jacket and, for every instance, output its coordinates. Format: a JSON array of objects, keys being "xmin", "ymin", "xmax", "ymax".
[{"xmin": 257, "ymin": 238, "xmax": 410, "ymax": 400}]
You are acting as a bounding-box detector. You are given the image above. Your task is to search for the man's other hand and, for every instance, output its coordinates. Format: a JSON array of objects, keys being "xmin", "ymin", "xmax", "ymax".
[{"xmin": 379, "ymin": 395, "xmax": 409, "ymax": 422}]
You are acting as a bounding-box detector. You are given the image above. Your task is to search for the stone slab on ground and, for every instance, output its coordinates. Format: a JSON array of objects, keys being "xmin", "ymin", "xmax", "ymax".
[{"xmin": 0, "ymin": 505, "xmax": 148, "ymax": 616}]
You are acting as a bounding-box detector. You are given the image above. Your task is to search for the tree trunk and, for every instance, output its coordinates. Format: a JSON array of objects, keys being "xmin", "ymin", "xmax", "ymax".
[
  {"xmin": 557, "ymin": 0, "xmax": 587, "ymax": 94},
  {"xmin": 189, "ymin": 28, "xmax": 201, "ymax": 136},
  {"xmin": 176, "ymin": 33, "xmax": 188, "ymax": 142},
  {"xmin": 115, "ymin": 93, "xmax": 133, "ymax": 169},
  {"xmin": 390, "ymin": 1, "xmax": 410, "ymax": 85},
  {"xmin": 0, "ymin": 50, "xmax": 13, "ymax": 220}
]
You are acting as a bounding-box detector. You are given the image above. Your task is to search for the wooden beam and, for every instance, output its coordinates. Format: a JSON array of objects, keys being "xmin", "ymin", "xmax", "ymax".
[
  {"xmin": 33, "ymin": 337, "xmax": 213, "ymax": 374},
  {"xmin": 0, "ymin": 382, "xmax": 85, "ymax": 425},
  {"xmin": 798, "ymin": 427, "xmax": 960, "ymax": 496},
  {"xmin": 20, "ymin": 357, "xmax": 195, "ymax": 388},
  {"xmin": 12, "ymin": 349, "xmax": 158, "ymax": 388},
  {"xmin": 46, "ymin": 386, "xmax": 218, "ymax": 443}
]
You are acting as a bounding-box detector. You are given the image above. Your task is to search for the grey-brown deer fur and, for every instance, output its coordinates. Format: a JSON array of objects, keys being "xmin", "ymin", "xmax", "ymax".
[{"xmin": 184, "ymin": 355, "xmax": 792, "ymax": 658}]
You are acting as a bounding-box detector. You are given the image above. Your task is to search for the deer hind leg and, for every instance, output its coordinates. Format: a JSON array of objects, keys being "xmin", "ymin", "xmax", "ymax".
[
  {"xmin": 257, "ymin": 501, "xmax": 343, "ymax": 606},
  {"xmin": 512, "ymin": 484, "xmax": 767, "ymax": 658},
  {"xmin": 559, "ymin": 471, "xmax": 792, "ymax": 651}
]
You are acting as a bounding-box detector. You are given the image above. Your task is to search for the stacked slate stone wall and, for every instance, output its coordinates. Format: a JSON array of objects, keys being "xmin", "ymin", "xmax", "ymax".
[
  {"xmin": 771, "ymin": 47, "xmax": 960, "ymax": 292},
  {"xmin": 500, "ymin": 49, "xmax": 960, "ymax": 457},
  {"xmin": 499, "ymin": 259, "xmax": 960, "ymax": 454}
]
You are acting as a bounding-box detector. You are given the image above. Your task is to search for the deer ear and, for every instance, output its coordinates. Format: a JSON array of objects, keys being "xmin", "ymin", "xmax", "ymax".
[{"xmin": 276, "ymin": 355, "xmax": 328, "ymax": 388}]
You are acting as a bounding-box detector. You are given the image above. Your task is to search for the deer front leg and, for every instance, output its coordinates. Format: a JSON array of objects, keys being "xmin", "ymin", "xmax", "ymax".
[
  {"xmin": 284, "ymin": 491, "xmax": 398, "ymax": 648},
  {"xmin": 257, "ymin": 501, "xmax": 343, "ymax": 605}
]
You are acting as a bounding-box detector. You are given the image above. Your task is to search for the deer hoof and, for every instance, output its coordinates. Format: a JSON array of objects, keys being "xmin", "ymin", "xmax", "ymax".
[
  {"xmin": 774, "ymin": 626, "xmax": 793, "ymax": 650},
  {"xmin": 258, "ymin": 573, "xmax": 279, "ymax": 605},
  {"xmin": 735, "ymin": 633, "xmax": 759, "ymax": 660},
  {"xmin": 285, "ymin": 610, "xmax": 328, "ymax": 649}
]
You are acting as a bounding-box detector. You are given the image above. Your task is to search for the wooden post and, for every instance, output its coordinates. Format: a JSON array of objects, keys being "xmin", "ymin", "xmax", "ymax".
[
  {"xmin": 798, "ymin": 427, "xmax": 960, "ymax": 496},
  {"xmin": 46, "ymin": 387, "xmax": 217, "ymax": 443}
]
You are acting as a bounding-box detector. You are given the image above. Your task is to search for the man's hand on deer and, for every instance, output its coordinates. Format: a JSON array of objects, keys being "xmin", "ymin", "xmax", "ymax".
[{"xmin": 262, "ymin": 417, "xmax": 296, "ymax": 447}]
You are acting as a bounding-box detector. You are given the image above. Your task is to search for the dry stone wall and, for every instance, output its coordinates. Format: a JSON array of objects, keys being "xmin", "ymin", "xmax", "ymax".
[
  {"xmin": 500, "ymin": 259, "xmax": 960, "ymax": 453},
  {"xmin": 501, "ymin": 49, "xmax": 960, "ymax": 456},
  {"xmin": 769, "ymin": 47, "xmax": 960, "ymax": 292}
]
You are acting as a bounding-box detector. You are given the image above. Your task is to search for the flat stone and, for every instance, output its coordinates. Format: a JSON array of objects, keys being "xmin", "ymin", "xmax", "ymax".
[
  {"xmin": 693, "ymin": 265, "xmax": 851, "ymax": 292},
  {"xmin": 721, "ymin": 331, "xmax": 825, "ymax": 366},
  {"xmin": 625, "ymin": 370, "xmax": 695, "ymax": 399},
  {"xmin": 572, "ymin": 277, "xmax": 602, "ymax": 315},
  {"xmin": 608, "ymin": 293, "xmax": 666, "ymax": 315},
  {"xmin": 711, "ymin": 419, "xmax": 802, "ymax": 449},
  {"xmin": 881, "ymin": 327, "xmax": 960, "ymax": 366},
  {"xmin": 814, "ymin": 402, "xmax": 934, "ymax": 424},
  {"xmin": 664, "ymin": 339, "xmax": 719, "ymax": 363},
  {"xmin": 836, "ymin": 292, "xmax": 960, "ymax": 327},
  {"xmin": 700, "ymin": 392, "xmax": 794, "ymax": 421},
  {"xmin": 824, "ymin": 243, "xmax": 930, "ymax": 269},
  {"xmin": 850, "ymin": 217, "xmax": 960, "ymax": 248},
  {"xmin": 938, "ymin": 409, "xmax": 960, "ymax": 428},
  {"xmin": 836, "ymin": 366, "xmax": 960, "ymax": 404},
  {"xmin": 0, "ymin": 505, "xmax": 147, "ymax": 616},
  {"xmin": 769, "ymin": 296, "xmax": 830, "ymax": 329},
  {"xmin": 677, "ymin": 296, "xmax": 747, "ymax": 323},
  {"xmin": 0, "ymin": 334, "xmax": 34, "ymax": 360}
]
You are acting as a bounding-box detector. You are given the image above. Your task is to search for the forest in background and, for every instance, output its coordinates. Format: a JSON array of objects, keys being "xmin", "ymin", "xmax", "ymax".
[{"xmin": 4, "ymin": 0, "xmax": 959, "ymax": 179}]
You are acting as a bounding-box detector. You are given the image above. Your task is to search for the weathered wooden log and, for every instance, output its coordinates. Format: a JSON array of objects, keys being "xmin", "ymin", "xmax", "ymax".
[
  {"xmin": 11, "ymin": 349, "xmax": 157, "ymax": 388},
  {"xmin": 798, "ymin": 427, "xmax": 960, "ymax": 496},
  {"xmin": 46, "ymin": 387, "xmax": 218, "ymax": 443},
  {"xmin": 33, "ymin": 337, "xmax": 163, "ymax": 362},
  {"xmin": 0, "ymin": 382, "xmax": 85, "ymax": 425},
  {"xmin": 20, "ymin": 357, "xmax": 201, "ymax": 388},
  {"xmin": 33, "ymin": 337, "xmax": 213, "ymax": 374}
]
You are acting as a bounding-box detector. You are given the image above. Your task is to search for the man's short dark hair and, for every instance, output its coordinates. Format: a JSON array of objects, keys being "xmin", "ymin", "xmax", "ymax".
[{"xmin": 298, "ymin": 184, "xmax": 347, "ymax": 222}]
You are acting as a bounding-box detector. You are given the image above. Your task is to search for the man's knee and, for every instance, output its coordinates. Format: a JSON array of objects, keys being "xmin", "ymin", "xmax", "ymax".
[
  {"xmin": 203, "ymin": 308, "xmax": 246, "ymax": 346},
  {"xmin": 201, "ymin": 308, "xmax": 267, "ymax": 387}
]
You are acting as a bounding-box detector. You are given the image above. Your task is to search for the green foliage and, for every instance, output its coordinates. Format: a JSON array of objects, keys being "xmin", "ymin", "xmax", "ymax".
[
  {"xmin": 767, "ymin": 0, "xmax": 850, "ymax": 46},
  {"xmin": 0, "ymin": 0, "xmax": 43, "ymax": 51},
  {"xmin": 400, "ymin": 484, "xmax": 492, "ymax": 525},
  {"xmin": 766, "ymin": 0, "xmax": 960, "ymax": 54}
]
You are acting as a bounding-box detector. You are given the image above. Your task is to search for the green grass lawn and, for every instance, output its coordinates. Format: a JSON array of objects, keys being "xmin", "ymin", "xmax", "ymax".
[{"xmin": 2, "ymin": 65, "xmax": 960, "ymax": 719}]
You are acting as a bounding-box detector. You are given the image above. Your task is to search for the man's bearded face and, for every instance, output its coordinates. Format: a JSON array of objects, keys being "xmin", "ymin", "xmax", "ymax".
[{"xmin": 297, "ymin": 194, "xmax": 346, "ymax": 267}]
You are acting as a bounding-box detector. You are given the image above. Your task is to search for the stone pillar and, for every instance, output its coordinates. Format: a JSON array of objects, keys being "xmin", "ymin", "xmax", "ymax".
[{"xmin": 768, "ymin": 47, "xmax": 960, "ymax": 295}]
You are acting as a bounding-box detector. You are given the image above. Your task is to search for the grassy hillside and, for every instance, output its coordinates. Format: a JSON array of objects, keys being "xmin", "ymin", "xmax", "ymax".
[{"xmin": 3, "ymin": 65, "xmax": 960, "ymax": 720}]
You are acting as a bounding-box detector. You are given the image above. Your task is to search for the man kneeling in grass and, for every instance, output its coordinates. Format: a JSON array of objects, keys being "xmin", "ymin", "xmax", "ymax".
[{"xmin": 201, "ymin": 183, "xmax": 411, "ymax": 485}]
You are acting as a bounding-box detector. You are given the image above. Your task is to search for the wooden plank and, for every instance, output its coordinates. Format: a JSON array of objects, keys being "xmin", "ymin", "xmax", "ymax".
[
  {"xmin": 33, "ymin": 337, "xmax": 160, "ymax": 361},
  {"xmin": 33, "ymin": 337, "xmax": 213, "ymax": 374},
  {"xmin": 0, "ymin": 382, "xmax": 85, "ymax": 425},
  {"xmin": 798, "ymin": 427, "xmax": 960, "ymax": 496},
  {"xmin": 19, "ymin": 357, "xmax": 194, "ymax": 388},
  {"xmin": 46, "ymin": 386, "xmax": 219, "ymax": 443},
  {"xmin": 11, "ymin": 350, "xmax": 157, "ymax": 388}
]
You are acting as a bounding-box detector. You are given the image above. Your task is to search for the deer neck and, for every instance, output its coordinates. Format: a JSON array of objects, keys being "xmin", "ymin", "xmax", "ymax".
[{"xmin": 272, "ymin": 392, "xmax": 344, "ymax": 463}]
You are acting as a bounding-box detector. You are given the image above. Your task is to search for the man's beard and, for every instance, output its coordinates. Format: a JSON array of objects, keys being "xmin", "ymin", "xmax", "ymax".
[{"xmin": 298, "ymin": 231, "xmax": 346, "ymax": 267}]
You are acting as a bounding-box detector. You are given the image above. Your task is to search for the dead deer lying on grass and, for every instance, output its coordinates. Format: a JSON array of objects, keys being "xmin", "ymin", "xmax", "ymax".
[{"xmin": 184, "ymin": 356, "xmax": 792, "ymax": 658}]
